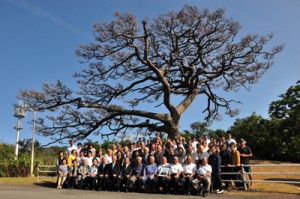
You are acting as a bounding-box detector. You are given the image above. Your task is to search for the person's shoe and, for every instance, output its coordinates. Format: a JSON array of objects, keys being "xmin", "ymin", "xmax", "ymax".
[
  {"xmin": 216, "ymin": 190, "xmax": 224, "ymax": 194},
  {"xmin": 185, "ymin": 191, "xmax": 190, "ymax": 196},
  {"xmin": 202, "ymin": 190, "xmax": 208, "ymax": 197}
]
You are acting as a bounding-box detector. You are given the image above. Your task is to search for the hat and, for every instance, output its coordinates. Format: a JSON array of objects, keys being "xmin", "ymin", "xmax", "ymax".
[{"xmin": 240, "ymin": 138, "xmax": 246, "ymax": 142}]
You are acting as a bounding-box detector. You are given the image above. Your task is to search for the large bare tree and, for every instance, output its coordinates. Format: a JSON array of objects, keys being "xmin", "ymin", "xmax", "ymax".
[{"xmin": 19, "ymin": 5, "xmax": 283, "ymax": 143}]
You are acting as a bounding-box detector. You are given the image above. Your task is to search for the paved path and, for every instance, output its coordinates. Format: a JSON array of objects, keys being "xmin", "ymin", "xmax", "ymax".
[{"xmin": 0, "ymin": 184, "xmax": 298, "ymax": 199}]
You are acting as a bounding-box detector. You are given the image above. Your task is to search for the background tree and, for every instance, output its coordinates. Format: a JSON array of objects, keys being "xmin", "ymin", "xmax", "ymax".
[
  {"xmin": 19, "ymin": 5, "xmax": 282, "ymax": 143},
  {"xmin": 268, "ymin": 80, "xmax": 300, "ymax": 162},
  {"xmin": 228, "ymin": 81, "xmax": 300, "ymax": 162},
  {"xmin": 18, "ymin": 139, "xmax": 41, "ymax": 154}
]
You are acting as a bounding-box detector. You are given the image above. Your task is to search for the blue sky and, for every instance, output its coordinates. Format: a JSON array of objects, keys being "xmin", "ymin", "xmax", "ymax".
[{"xmin": 0, "ymin": 0, "xmax": 299, "ymax": 146}]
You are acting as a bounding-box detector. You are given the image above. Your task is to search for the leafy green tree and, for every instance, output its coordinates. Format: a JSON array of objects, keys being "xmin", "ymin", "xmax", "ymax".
[
  {"xmin": 19, "ymin": 5, "xmax": 282, "ymax": 143},
  {"xmin": 268, "ymin": 80, "xmax": 300, "ymax": 162},
  {"xmin": 190, "ymin": 121, "xmax": 210, "ymax": 137},
  {"xmin": 18, "ymin": 139, "xmax": 41, "ymax": 154},
  {"xmin": 228, "ymin": 81, "xmax": 300, "ymax": 162}
]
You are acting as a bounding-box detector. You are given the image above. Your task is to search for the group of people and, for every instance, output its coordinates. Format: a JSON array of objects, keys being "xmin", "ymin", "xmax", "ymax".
[{"xmin": 56, "ymin": 131, "xmax": 253, "ymax": 196}]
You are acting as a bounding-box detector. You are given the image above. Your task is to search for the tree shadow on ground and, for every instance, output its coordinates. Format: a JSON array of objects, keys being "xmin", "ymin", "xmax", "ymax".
[
  {"xmin": 248, "ymin": 178, "xmax": 300, "ymax": 195},
  {"xmin": 34, "ymin": 181, "xmax": 56, "ymax": 189}
]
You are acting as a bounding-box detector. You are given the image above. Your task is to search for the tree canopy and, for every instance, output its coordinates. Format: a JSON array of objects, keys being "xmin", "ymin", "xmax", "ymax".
[
  {"xmin": 19, "ymin": 5, "xmax": 283, "ymax": 143},
  {"xmin": 228, "ymin": 81, "xmax": 300, "ymax": 162}
]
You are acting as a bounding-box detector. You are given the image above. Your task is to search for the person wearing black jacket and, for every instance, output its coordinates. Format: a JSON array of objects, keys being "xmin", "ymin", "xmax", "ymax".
[
  {"xmin": 107, "ymin": 155, "xmax": 121, "ymax": 191},
  {"xmin": 117, "ymin": 157, "xmax": 132, "ymax": 192},
  {"xmin": 219, "ymin": 143, "xmax": 231, "ymax": 189},
  {"xmin": 98, "ymin": 157, "xmax": 109, "ymax": 191},
  {"xmin": 208, "ymin": 145, "xmax": 223, "ymax": 194}
]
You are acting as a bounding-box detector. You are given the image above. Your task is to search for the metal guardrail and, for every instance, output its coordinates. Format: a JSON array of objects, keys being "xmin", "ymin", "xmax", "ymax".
[{"xmin": 220, "ymin": 164, "xmax": 300, "ymax": 190}]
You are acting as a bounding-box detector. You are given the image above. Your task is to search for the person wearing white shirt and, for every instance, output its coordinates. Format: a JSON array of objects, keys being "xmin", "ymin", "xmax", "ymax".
[
  {"xmin": 65, "ymin": 140, "xmax": 77, "ymax": 159},
  {"xmin": 196, "ymin": 145, "xmax": 210, "ymax": 163},
  {"xmin": 86, "ymin": 158, "xmax": 99, "ymax": 190},
  {"xmin": 186, "ymin": 145, "xmax": 198, "ymax": 164},
  {"xmin": 191, "ymin": 137, "xmax": 198, "ymax": 152},
  {"xmin": 153, "ymin": 156, "xmax": 170, "ymax": 193},
  {"xmin": 203, "ymin": 134, "xmax": 211, "ymax": 146},
  {"xmin": 166, "ymin": 156, "xmax": 183, "ymax": 195},
  {"xmin": 181, "ymin": 156, "xmax": 197, "ymax": 195},
  {"xmin": 226, "ymin": 131, "xmax": 237, "ymax": 150},
  {"xmin": 192, "ymin": 157, "xmax": 212, "ymax": 197},
  {"xmin": 86, "ymin": 151, "xmax": 94, "ymax": 167}
]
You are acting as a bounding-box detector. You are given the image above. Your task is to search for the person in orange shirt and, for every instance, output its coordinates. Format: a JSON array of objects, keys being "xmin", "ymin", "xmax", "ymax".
[
  {"xmin": 230, "ymin": 142, "xmax": 240, "ymax": 166},
  {"xmin": 68, "ymin": 149, "xmax": 77, "ymax": 167},
  {"xmin": 229, "ymin": 142, "xmax": 242, "ymax": 188}
]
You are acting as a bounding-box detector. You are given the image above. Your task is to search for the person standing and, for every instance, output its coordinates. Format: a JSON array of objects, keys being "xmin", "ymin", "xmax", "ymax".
[
  {"xmin": 208, "ymin": 145, "xmax": 223, "ymax": 194},
  {"xmin": 238, "ymin": 138, "xmax": 253, "ymax": 187},
  {"xmin": 65, "ymin": 140, "xmax": 77, "ymax": 160},
  {"xmin": 229, "ymin": 142, "xmax": 241, "ymax": 187},
  {"xmin": 219, "ymin": 143, "xmax": 231, "ymax": 189},
  {"xmin": 226, "ymin": 131, "xmax": 237, "ymax": 149}
]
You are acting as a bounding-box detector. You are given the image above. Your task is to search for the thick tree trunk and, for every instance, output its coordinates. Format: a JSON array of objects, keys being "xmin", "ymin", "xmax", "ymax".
[{"xmin": 166, "ymin": 125, "xmax": 181, "ymax": 140}]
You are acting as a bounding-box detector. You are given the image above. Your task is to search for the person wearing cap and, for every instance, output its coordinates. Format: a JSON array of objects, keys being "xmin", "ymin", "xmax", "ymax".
[{"xmin": 238, "ymin": 138, "xmax": 253, "ymax": 187}]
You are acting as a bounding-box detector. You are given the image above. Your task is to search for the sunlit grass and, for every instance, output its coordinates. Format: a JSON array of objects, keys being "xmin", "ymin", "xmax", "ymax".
[{"xmin": 0, "ymin": 176, "xmax": 56, "ymax": 184}]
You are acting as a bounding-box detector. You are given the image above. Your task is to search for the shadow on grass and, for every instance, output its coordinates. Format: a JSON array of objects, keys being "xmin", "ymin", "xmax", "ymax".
[
  {"xmin": 248, "ymin": 188, "xmax": 300, "ymax": 196},
  {"xmin": 249, "ymin": 178, "xmax": 300, "ymax": 196}
]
